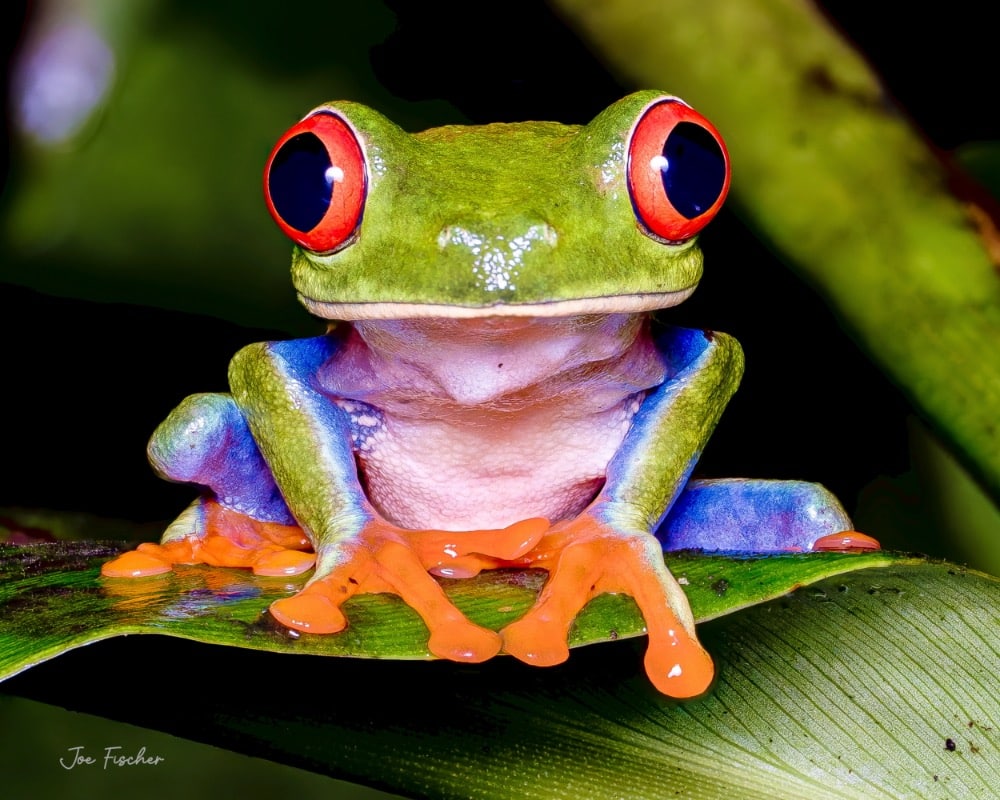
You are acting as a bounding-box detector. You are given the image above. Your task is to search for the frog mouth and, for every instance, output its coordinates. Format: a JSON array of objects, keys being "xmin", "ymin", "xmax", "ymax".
[{"xmin": 298, "ymin": 288, "xmax": 696, "ymax": 321}]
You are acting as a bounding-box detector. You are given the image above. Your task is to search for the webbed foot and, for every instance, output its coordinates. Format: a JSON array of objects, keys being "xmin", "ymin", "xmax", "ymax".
[
  {"xmin": 268, "ymin": 517, "xmax": 550, "ymax": 663},
  {"xmin": 101, "ymin": 498, "xmax": 314, "ymax": 578},
  {"xmin": 499, "ymin": 512, "xmax": 714, "ymax": 699}
]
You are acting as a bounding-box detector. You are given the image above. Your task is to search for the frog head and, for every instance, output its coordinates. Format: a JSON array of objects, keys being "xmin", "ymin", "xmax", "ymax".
[{"xmin": 263, "ymin": 91, "xmax": 730, "ymax": 320}]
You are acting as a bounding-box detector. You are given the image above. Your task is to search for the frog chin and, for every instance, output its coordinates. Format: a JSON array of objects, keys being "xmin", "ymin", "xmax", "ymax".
[{"xmin": 297, "ymin": 287, "xmax": 696, "ymax": 322}]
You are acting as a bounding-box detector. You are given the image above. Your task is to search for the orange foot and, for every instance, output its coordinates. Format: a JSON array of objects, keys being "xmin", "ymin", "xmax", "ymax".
[
  {"xmin": 101, "ymin": 500, "xmax": 315, "ymax": 579},
  {"xmin": 497, "ymin": 513, "xmax": 715, "ymax": 699},
  {"xmin": 812, "ymin": 531, "xmax": 881, "ymax": 552},
  {"xmin": 268, "ymin": 517, "xmax": 550, "ymax": 663}
]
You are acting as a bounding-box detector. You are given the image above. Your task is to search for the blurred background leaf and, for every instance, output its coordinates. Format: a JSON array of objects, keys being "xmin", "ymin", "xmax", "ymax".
[{"xmin": 2, "ymin": 0, "xmax": 459, "ymax": 330}]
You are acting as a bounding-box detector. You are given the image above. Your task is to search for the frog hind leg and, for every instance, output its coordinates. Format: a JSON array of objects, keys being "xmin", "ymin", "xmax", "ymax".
[
  {"xmin": 657, "ymin": 478, "xmax": 880, "ymax": 553},
  {"xmin": 101, "ymin": 393, "xmax": 314, "ymax": 579}
]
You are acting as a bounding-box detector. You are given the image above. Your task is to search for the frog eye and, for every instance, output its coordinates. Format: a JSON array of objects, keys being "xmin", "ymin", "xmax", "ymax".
[
  {"xmin": 264, "ymin": 110, "xmax": 366, "ymax": 253},
  {"xmin": 627, "ymin": 98, "xmax": 730, "ymax": 243}
]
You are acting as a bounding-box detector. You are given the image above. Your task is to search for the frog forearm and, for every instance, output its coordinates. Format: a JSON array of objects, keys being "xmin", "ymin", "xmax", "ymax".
[
  {"xmin": 228, "ymin": 338, "xmax": 372, "ymax": 540},
  {"xmin": 601, "ymin": 329, "xmax": 744, "ymax": 527}
]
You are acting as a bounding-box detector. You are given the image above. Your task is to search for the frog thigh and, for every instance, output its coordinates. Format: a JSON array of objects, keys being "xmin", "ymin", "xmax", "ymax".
[
  {"xmin": 148, "ymin": 392, "xmax": 293, "ymax": 524},
  {"xmin": 656, "ymin": 478, "xmax": 853, "ymax": 552}
]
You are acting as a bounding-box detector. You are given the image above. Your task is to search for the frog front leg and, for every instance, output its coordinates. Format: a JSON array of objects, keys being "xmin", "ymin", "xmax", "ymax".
[
  {"xmin": 499, "ymin": 327, "xmax": 744, "ymax": 698},
  {"xmin": 225, "ymin": 336, "xmax": 541, "ymax": 663}
]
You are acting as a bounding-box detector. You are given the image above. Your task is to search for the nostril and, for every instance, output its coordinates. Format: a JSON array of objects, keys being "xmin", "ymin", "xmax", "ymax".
[
  {"xmin": 437, "ymin": 224, "xmax": 557, "ymax": 293},
  {"xmin": 437, "ymin": 223, "xmax": 557, "ymax": 251}
]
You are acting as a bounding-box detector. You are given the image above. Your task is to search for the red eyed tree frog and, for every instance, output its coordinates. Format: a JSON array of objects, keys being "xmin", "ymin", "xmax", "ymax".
[{"xmin": 103, "ymin": 92, "xmax": 878, "ymax": 698}]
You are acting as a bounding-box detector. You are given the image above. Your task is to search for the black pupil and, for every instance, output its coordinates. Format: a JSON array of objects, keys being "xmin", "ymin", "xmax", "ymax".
[
  {"xmin": 660, "ymin": 122, "xmax": 726, "ymax": 219},
  {"xmin": 268, "ymin": 131, "xmax": 333, "ymax": 232}
]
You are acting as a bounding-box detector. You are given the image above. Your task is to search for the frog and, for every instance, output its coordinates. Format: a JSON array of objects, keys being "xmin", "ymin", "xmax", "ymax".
[{"xmin": 102, "ymin": 91, "xmax": 878, "ymax": 698}]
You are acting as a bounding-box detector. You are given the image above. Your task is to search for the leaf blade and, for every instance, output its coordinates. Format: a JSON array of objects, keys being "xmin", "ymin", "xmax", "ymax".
[
  {"xmin": 0, "ymin": 541, "xmax": 899, "ymax": 680},
  {"xmin": 6, "ymin": 562, "xmax": 997, "ymax": 799}
]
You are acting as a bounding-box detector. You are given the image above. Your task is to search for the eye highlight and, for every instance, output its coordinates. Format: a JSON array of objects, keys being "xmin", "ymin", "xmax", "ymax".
[
  {"xmin": 627, "ymin": 98, "xmax": 730, "ymax": 243},
  {"xmin": 264, "ymin": 110, "xmax": 366, "ymax": 253}
]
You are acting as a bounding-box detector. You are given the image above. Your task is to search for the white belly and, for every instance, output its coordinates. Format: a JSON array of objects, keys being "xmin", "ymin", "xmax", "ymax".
[
  {"xmin": 353, "ymin": 394, "xmax": 643, "ymax": 530},
  {"xmin": 321, "ymin": 312, "xmax": 666, "ymax": 531}
]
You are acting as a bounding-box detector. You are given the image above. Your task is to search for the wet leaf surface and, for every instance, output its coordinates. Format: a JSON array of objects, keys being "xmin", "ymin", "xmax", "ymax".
[
  {"xmin": 0, "ymin": 540, "xmax": 899, "ymax": 679},
  {"xmin": 5, "ymin": 560, "xmax": 996, "ymax": 799}
]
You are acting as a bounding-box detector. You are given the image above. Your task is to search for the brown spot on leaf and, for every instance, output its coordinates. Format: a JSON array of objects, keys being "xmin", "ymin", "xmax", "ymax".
[{"xmin": 963, "ymin": 202, "xmax": 1000, "ymax": 269}]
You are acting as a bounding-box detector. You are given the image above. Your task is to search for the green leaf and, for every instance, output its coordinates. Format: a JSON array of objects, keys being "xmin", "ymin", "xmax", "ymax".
[
  {"xmin": 6, "ymin": 561, "xmax": 997, "ymax": 799},
  {"xmin": 0, "ymin": 540, "xmax": 897, "ymax": 681}
]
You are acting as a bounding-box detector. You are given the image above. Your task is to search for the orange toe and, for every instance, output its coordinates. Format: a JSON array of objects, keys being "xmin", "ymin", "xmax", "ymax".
[
  {"xmin": 427, "ymin": 555, "xmax": 489, "ymax": 579},
  {"xmin": 139, "ymin": 540, "xmax": 200, "ymax": 564},
  {"xmin": 428, "ymin": 622, "xmax": 502, "ymax": 662},
  {"xmin": 501, "ymin": 618, "xmax": 570, "ymax": 666},
  {"xmin": 252, "ymin": 549, "xmax": 316, "ymax": 576},
  {"xmin": 101, "ymin": 550, "xmax": 173, "ymax": 578},
  {"xmin": 410, "ymin": 517, "xmax": 550, "ymax": 573},
  {"xmin": 484, "ymin": 517, "xmax": 551, "ymax": 560},
  {"xmin": 643, "ymin": 626, "xmax": 715, "ymax": 698},
  {"xmin": 197, "ymin": 535, "xmax": 261, "ymax": 567},
  {"xmin": 812, "ymin": 531, "xmax": 881, "ymax": 552},
  {"xmin": 269, "ymin": 592, "xmax": 347, "ymax": 634}
]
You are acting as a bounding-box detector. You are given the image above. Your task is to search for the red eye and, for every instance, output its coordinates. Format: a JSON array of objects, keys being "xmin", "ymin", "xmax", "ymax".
[
  {"xmin": 627, "ymin": 98, "xmax": 730, "ymax": 243},
  {"xmin": 264, "ymin": 110, "xmax": 366, "ymax": 253}
]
